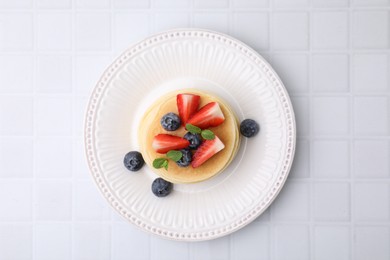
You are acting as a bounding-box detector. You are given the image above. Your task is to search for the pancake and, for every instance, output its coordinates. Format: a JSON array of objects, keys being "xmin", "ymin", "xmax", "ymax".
[{"xmin": 138, "ymin": 89, "xmax": 240, "ymax": 184}]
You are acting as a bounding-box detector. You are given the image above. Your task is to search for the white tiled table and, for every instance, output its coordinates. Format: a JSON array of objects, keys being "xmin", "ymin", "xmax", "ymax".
[{"xmin": 0, "ymin": 0, "xmax": 389, "ymax": 259}]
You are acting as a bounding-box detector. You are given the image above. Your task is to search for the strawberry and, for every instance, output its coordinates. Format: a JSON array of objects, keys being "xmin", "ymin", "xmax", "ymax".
[
  {"xmin": 191, "ymin": 136, "xmax": 225, "ymax": 168},
  {"xmin": 152, "ymin": 134, "xmax": 190, "ymax": 154},
  {"xmin": 177, "ymin": 93, "xmax": 200, "ymax": 126},
  {"xmin": 187, "ymin": 102, "xmax": 225, "ymax": 129}
]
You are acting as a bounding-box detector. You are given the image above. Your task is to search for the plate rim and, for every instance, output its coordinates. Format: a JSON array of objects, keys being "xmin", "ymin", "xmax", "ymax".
[{"xmin": 84, "ymin": 28, "xmax": 296, "ymax": 241}]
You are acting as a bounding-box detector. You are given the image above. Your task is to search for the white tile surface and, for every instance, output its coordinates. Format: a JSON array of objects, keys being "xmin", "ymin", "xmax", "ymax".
[
  {"xmin": 312, "ymin": 11, "xmax": 348, "ymax": 50},
  {"xmin": 232, "ymin": 12, "xmax": 269, "ymax": 51},
  {"xmin": 35, "ymin": 96, "xmax": 72, "ymax": 136},
  {"xmin": 192, "ymin": 235, "xmax": 230, "ymax": 260},
  {"xmin": 0, "ymin": 55, "xmax": 33, "ymax": 93},
  {"xmin": 0, "ymin": 13, "xmax": 33, "ymax": 51},
  {"xmin": 274, "ymin": 225, "xmax": 310, "ymax": 260},
  {"xmin": 312, "ymin": 97, "xmax": 350, "ymax": 135},
  {"xmin": 35, "ymin": 137, "xmax": 72, "ymax": 178},
  {"xmin": 354, "ymin": 226, "xmax": 390, "ymax": 260},
  {"xmin": 35, "ymin": 224, "xmax": 72, "ymax": 260},
  {"xmin": 313, "ymin": 182, "xmax": 350, "ymax": 221},
  {"xmin": 0, "ymin": 181, "xmax": 32, "ymax": 221},
  {"xmin": 354, "ymin": 140, "xmax": 389, "ymax": 178},
  {"xmin": 35, "ymin": 181, "xmax": 72, "ymax": 221},
  {"xmin": 0, "ymin": 96, "xmax": 33, "ymax": 135},
  {"xmin": 312, "ymin": 140, "xmax": 349, "ymax": 178},
  {"xmin": 312, "ymin": 54, "xmax": 349, "ymax": 92},
  {"xmin": 37, "ymin": 55, "xmax": 72, "ymax": 93},
  {"xmin": 194, "ymin": 0, "xmax": 229, "ymax": 8},
  {"xmin": 290, "ymin": 97, "xmax": 310, "ymax": 136},
  {"xmin": 0, "ymin": 224, "xmax": 32, "ymax": 260},
  {"xmin": 314, "ymin": 226, "xmax": 350, "ymax": 260},
  {"xmin": 37, "ymin": 0, "xmax": 70, "ymax": 8},
  {"xmin": 150, "ymin": 236, "xmax": 189, "ymax": 260},
  {"xmin": 112, "ymin": 223, "xmax": 150, "ymax": 260},
  {"xmin": 271, "ymin": 54, "xmax": 308, "ymax": 93},
  {"xmin": 73, "ymin": 224, "xmax": 111, "ymax": 260},
  {"xmin": 193, "ymin": 12, "xmax": 229, "ymax": 34},
  {"xmin": 37, "ymin": 13, "xmax": 72, "ymax": 51},
  {"xmin": 232, "ymin": 0, "xmax": 269, "ymax": 8},
  {"xmin": 0, "ymin": 2, "xmax": 389, "ymax": 259},
  {"xmin": 353, "ymin": 54, "xmax": 388, "ymax": 92},
  {"xmin": 272, "ymin": 12, "xmax": 309, "ymax": 50},
  {"xmin": 76, "ymin": 13, "xmax": 111, "ymax": 51},
  {"xmin": 289, "ymin": 140, "xmax": 310, "ymax": 178},
  {"xmin": 353, "ymin": 11, "xmax": 389, "ymax": 49},
  {"xmin": 271, "ymin": 182, "xmax": 310, "ymax": 221},
  {"xmin": 231, "ymin": 223, "xmax": 269, "ymax": 260},
  {"xmin": 354, "ymin": 97, "xmax": 389, "ymax": 135},
  {"xmin": 354, "ymin": 183, "xmax": 390, "ymax": 221},
  {"xmin": 0, "ymin": 138, "xmax": 33, "ymax": 178},
  {"xmin": 74, "ymin": 180, "xmax": 111, "ymax": 220}
]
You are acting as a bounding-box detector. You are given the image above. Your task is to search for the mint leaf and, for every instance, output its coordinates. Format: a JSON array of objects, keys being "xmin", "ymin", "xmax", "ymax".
[
  {"xmin": 201, "ymin": 129, "xmax": 215, "ymax": 140},
  {"xmin": 153, "ymin": 158, "xmax": 168, "ymax": 169},
  {"xmin": 167, "ymin": 150, "xmax": 183, "ymax": 162},
  {"xmin": 162, "ymin": 160, "xmax": 168, "ymax": 170},
  {"xmin": 186, "ymin": 123, "xmax": 201, "ymax": 134}
]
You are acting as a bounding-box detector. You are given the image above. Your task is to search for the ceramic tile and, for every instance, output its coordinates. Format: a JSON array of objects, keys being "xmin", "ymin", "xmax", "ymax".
[
  {"xmin": 312, "ymin": 11, "xmax": 348, "ymax": 50},
  {"xmin": 37, "ymin": 13, "xmax": 72, "ymax": 50},
  {"xmin": 354, "ymin": 183, "xmax": 390, "ymax": 221},
  {"xmin": 273, "ymin": 12, "xmax": 309, "ymax": 50},
  {"xmin": 274, "ymin": 225, "xmax": 310, "ymax": 260},
  {"xmin": 353, "ymin": 11, "xmax": 389, "ymax": 49},
  {"xmin": 354, "ymin": 226, "xmax": 390, "ymax": 260},
  {"xmin": 313, "ymin": 182, "xmax": 350, "ymax": 221}
]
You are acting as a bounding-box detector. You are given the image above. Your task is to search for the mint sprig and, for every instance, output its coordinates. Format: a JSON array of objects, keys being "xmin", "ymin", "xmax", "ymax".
[
  {"xmin": 185, "ymin": 123, "xmax": 201, "ymax": 134},
  {"xmin": 201, "ymin": 129, "xmax": 215, "ymax": 140},
  {"xmin": 153, "ymin": 158, "xmax": 168, "ymax": 170},
  {"xmin": 167, "ymin": 150, "xmax": 183, "ymax": 162}
]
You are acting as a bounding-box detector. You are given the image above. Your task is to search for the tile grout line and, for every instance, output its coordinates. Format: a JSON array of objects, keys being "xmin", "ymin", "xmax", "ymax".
[
  {"xmin": 70, "ymin": 0, "xmax": 76, "ymax": 258},
  {"xmin": 268, "ymin": 1, "xmax": 275, "ymax": 259},
  {"xmin": 348, "ymin": 1, "xmax": 355, "ymax": 260},
  {"xmin": 109, "ymin": 0, "xmax": 115, "ymax": 259},
  {"xmin": 307, "ymin": 2, "xmax": 315, "ymax": 259},
  {"xmin": 32, "ymin": 0, "xmax": 37, "ymax": 259}
]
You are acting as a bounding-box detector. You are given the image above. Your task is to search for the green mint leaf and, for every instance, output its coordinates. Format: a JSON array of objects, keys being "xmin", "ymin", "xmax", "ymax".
[
  {"xmin": 186, "ymin": 123, "xmax": 201, "ymax": 134},
  {"xmin": 166, "ymin": 150, "xmax": 183, "ymax": 162},
  {"xmin": 201, "ymin": 129, "xmax": 215, "ymax": 140},
  {"xmin": 153, "ymin": 158, "xmax": 168, "ymax": 169},
  {"xmin": 162, "ymin": 160, "xmax": 168, "ymax": 170}
]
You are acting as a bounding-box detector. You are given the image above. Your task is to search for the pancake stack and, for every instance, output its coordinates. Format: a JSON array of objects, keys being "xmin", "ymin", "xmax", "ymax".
[{"xmin": 138, "ymin": 89, "xmax": 241, "ymax": 184}]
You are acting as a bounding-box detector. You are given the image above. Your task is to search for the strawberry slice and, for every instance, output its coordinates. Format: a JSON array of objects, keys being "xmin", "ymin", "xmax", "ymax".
[
  {"xmin": 191, "ymin": 136, "xmax": 225, "ymax": 168},
  {"xmin": 187, "ymin": 102, "xmax": 225, "ymax": 129},
  {"xmin": 177, "ymin": 93, "xmax": 200, "ymax": 126},
  {"xmin": 152, "ymin": 134, "xmax": 190, "ymax": 154}
]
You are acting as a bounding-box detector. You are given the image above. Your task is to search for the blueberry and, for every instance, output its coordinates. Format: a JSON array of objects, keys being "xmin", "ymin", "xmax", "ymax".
[
  {"xmin": 160, "ymin": 113, "xmax": 181, "ymax": 131},
  {"xmin": 240, "ymin": 119, "xmax": 260, "ymax": 138},
  {"xmin": 176, "ymin": 149, "xmax": 192, "ymax": 167},
  {"xmin": 151, "ymin": 178, "xmax": 173, "ymax": 197},
  {"xmin": 183, "ymin": 132, "xmax": 201, "ymax": 149},
  {"xmin": 123, "ymin": 151, "xmax": 144, "ymax": 171}
]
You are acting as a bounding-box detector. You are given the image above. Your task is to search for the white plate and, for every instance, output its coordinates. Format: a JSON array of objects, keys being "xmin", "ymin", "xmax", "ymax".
[{"xmin": 84, "ymin": 29, "xmax": 296, "ymax": 241}]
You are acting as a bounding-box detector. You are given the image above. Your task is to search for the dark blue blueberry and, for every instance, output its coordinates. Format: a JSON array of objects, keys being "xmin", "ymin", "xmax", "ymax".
[
  {"xmin": 183, "ymin": 132, "xmax": 201, "ymax": 149},
  {"xmin": 151, "ymin": 178, "xmax": 173, "ymax": 197},
  {"xmin": 160, "ymin": 112, "xmax": 181, "ymax": 131},
  {"xmin": 240, "ymin": 119, "xmax": 260, "ymax": 138},
  {"xmin": 176, "ymin": 149, "xmax": 192, "ymax": 167},
  {"xmin": 123, "ymin": 151, "xmax": 144, "ymax": 171}
]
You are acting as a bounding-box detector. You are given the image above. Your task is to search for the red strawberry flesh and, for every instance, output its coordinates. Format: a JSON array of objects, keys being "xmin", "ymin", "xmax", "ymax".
[
  {"xmin": 152, "ymin": 134, "xmax": 190, "ymax": 154},
  {"xmin": 191, "ymin": 136, "xmax": 225, "ymax": 168},
  {"xmin": 187, "ymin": 102, "xmax": 225, "ymax": 129},
  {"xmin": 177, "ymin": 94, "xmax": 200, "ymax": 126}
]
